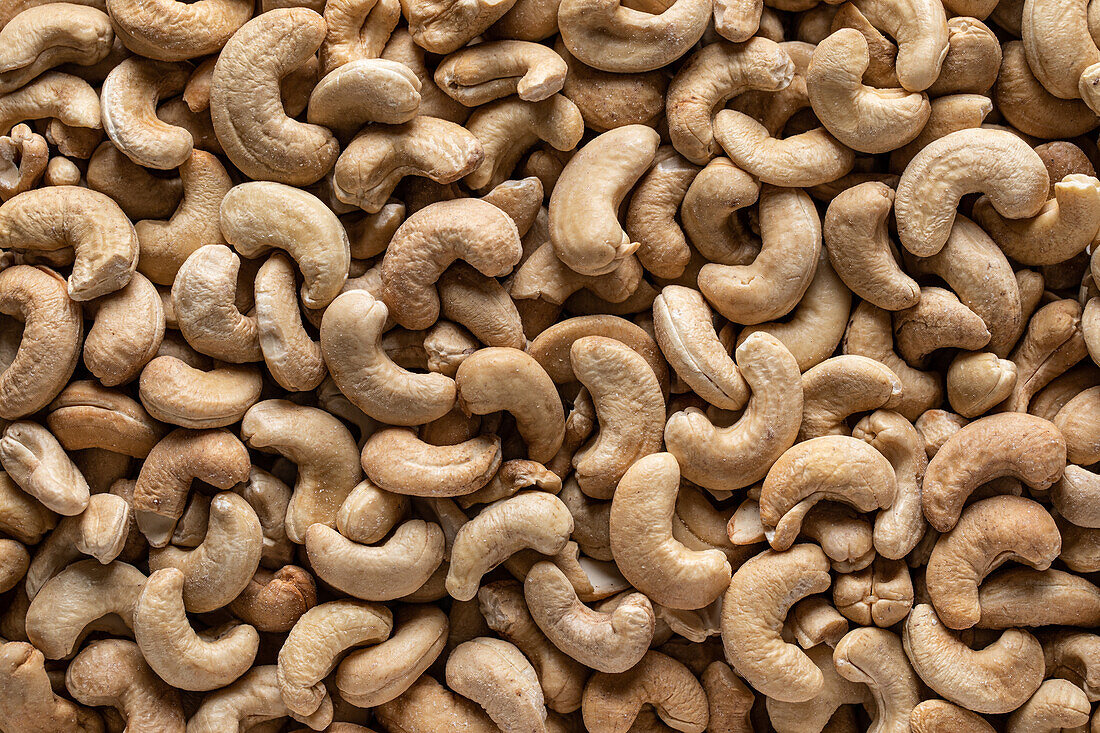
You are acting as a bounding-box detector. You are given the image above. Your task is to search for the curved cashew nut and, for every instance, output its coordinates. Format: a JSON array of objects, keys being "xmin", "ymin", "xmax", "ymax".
[
  {"xmin": 0, "ymin": 124, "xmax": 48, "ymax": 201},
  {"xmin": 0, "ymin": 4, "xmax": 113, "ymax": 95},
  {"xmin": 227, "ymin": 565, "xmax": 316, "ymax": 632},
  {"xmin": 1021, "ymin": 0, "xmax": 1099, "ymax": 105},
  {"xmin": 24, "ymin": 493, "xmax": 128, "ymax": 599},
  {"xmin": 138, "ymin": 357, "xmax": 262, "ymax": 428},
  {"xmin": 374, "ymin": 675, "xmax": 496, "ymax": 733},
  {"xmin": 446, "ymin": 637, "xmax": 550, "ymax": 733},
  {"xmin": 527, "ymin": 315, "xmax": 668, "ymax": 389},
  {"xmin": 319, "ymin": 0, "xmax": 401, "ymax": 74},
  {"xmin": 306, "ymin": 59, "xmax": 421, "ymax": 134},
  {"xmin": 893, "ymin": 286, "xmax": 991, "ymax": 366},
  {"xmin": 800, "ymin": 356, "xmax": 902, "ymax": 441},
  {"xmin": 850, "ymin": 0, "xmax": 949, "ymax": 91},
  {"xmin": 0, "ymin": 72, "xmax": 101, "ymax": 137},
  {"xmin": 436, "ymin": 40, "xmax": 568, "ymax": 106},
  {"xmin": 765, "ymin": 641, "xmax": 870, "ymax": 733},
  {"xmin": 975, "ymin": 567, "xmax": 1100, "ymax": 629},
  {"xmin": 172, "ymin": 244, "xmax": 261, "ymax": 363},
  {"xmin": 83, "ymin": 272, "xmax": 164, "ymax": 387},
  {"xmin": 187, "ymin": 665, "xmax": 333, "ymax": 732},
  {"xmin": 581, "ymin": 650, "xmax": 708, "ymax": 733},
  {"xmin": 910, "ymin": 699, "xmax": 996, "ymax": 733},
  {"xmin": 46, "ymin": 380, "xmax": 164, "ymax": 458},
  {"xmin": 1007, "ymin": 678, "xmax": 1091, "ymax": 733},
  {"xmin": 105, "ymin": 0, "xmax": 250, "ymax": 61},
  {"xmin": 0, "ymin": 641, "xmax": 103, "ymax": 733},
  {"xmin": 0, "ymin": 420, "xmax": 89, "ymax": 515},
  {"xmin": 833, "ymin": 627, "xmax": 921, "ymax": 733},
  {"xmin": 360, "ymin": 427, "xmax": 502, "ymax": 497},
  {"xmin": 254, "ymin": 252, "xmax": 327, "ymax": 392},
  {"xmin": 100, "ymin": 57, "xmax": 192, "ymax": 170}
]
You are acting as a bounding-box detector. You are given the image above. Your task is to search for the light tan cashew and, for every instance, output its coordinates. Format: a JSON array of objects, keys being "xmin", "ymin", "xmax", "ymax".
[
  {"xmin": 712, "ymin": 108, "xmax": 855, "ymax": 187},
  {"xmin": 83, "ymin": 271, "xmax": 163, "ymax": 386},
  {"xmin": 172, "ymin": 245, "xmax": 261, "ymax": 363},
  {"xmin": 105, "ymin": 0, "xmax": 248, "ymax": 60},
  {"xmin": 581, "ymin": 650, "xmax": 708, "ymax": 733},
  {"xmin": 0, "ymin": 187, "xmax": 137, "ymax": 301},
  {"xmin": 665, "ymin": 38, "xmax": 795, "ymax": 165},
  {"xmin": 894, "ymin": 128, "xmax": 1049, "ymax": 257},
  {"xmin": 402, "ymin": 0, "xmax": 518, "ymax": 54},
  {"xmin": 0, "ymin": 538, "xmax": 28, "ymax": 593},
  {"xmin": 43, "ymin": 156, "xmax": 80, "ymax": 188},
  {"xmin": 926, "ymin": 16, "xmax": 1001, "ymax": 96},
  {"xmin": 823, "ymin": 181, "xmax": 919, "ymax": 311},
  {"xmin": 447, "ymin": 491, "xmax": 573, "ymax": 601},
  {"xmin": 220, "ymin": 181, "xmax": 351, "ymax": 309},
  {"xmin": 65, "ymin": 638, "xmax": 185, "ymax": 733},
  {"xmin": 133, "ymin": 567, "xmax": 258, "ymax": 691},
  {"xmin": 995, "ymin": 41, "xmax": 1100, "ymax": 139},
  {"xmin": 832, "ymin": 556, "xmax": 913, "ymax": 627},
  {"xmin": 680, "ymin": 157, "xmax": 759, "ymax": 266},
  {"xmin": 0, "ymin": 641, "xmax": 103, "ymax": 733},
  {"xmin": 765, "ymin": 642, "xmax": 869, "ymax": 733},
  {"xmin": 361, "ymin": 427, "xmax": 502, "ymax": 497},
  {"xmin": 547, "ymin": 124, "xmax": 657, "ymax": 276},
  {"xmin": 41, "ymin": 118, "xmax": 104, "ymax": 159},
  {"xmin": 0, "ymin": 124, "xmax": 48, "ymax": 201},
  {"xmin": 910, "ymin": 699, "xmax": 996, "ymax": 733},
  {"xmin": 306, "ymin": 520, "xmax": 444, "ymax": 599},
  {"xmin": 888, "ymin": 93, "xmax": 994, "ymax": 174},
  {"xmin": 306, "ymin": 59, "xmax": 421, "ymax": 134},
  {"xmin": 833, "ymin": 627, "xmax": 921, "ymax": 733},
  {"xmin": 569, "ymin": 335, "xmax": 664, "ymax": 499},
  {"xmin": 509, "ymin": 243, "xmax": 644, "ymax": 307},
  {"xmin": 138, "ymin": 357, "xmax": 262, "ymax": 428},
  {"xmin": 188, "ymin": 665, "xmax": 333, "ymax": 732},
  {"xmin": 379, "ymin": 27, "xmax": 468, "ymax": 123},
  {"xmin": 336, "ymin": 480, "xmax": 406, "ymax": 546},
  {"xmin": 254, "ymin": 252, "xmax": 326, "ymax": 392},
  {"xmin": 922, "ymin": 412, "xmax": 1067, "ymax": 532},
  {"xmin": 1022, "ymin": 0, "xmax": 1099, "ymax": 105},
  {"xmin": 721, "ymin": 544, "xmax": 831, "ymax": 702},
  {"xmin": 446, "ymin": 636, "xmax": 550, "ymax": 733},
  {"xmin": 893, "ymin": 287, "xmax": 991, "ymax": 366},
  {"xmin": 799, "ymin": 356, "xmax": 902, "ymax": 441},
  {"xmin": 380, "ymin": 198, "xmax": 521, "ymax": 329},
  {"xmin": 925, "ymin": 495, "xmax": 1060, "ymax": 630},
  {"xmin": 802, "ymin": 503, "xmax": 875, "ymax": 572},
  {"xmin": 1056, "ymin": 385, "xmax": 1100, "ymax": 466},
  {"xmin": 332, "ymin": 115, "xmax": 482, "ymax": 213},
  {"xmin": 554, "ymin": 39, "xmax": 667, "ymax": 133},
  {"xmin": 666, "ymin": 332, "xmax": 801, "ymax": 493},
  {"xmin": 946, "ymin": 352, "xmax": 1017, "ymax": 418},
  {"xmin": 133, "ymin": 427, "xmax": 250, "ymax": 547},
  {"xmin": 0, "ymin": 421, "xmax": 88, "ymax": 515},
  {"xmin": 976, "ymin": 567, "xmax": 1100, "ymax": 629},
  {"xmin": 210, "ymin": 9, "xmax": 338, "ymax": 186},
  {"xmin": 25, "ymin": 559, "xmax": 145, "ymax": 658},
  {"xmin": 486, "ymin": 0, "xmax": 558, "ymax": 40},
  {"xmin": 0, "ymin": 4, "xmax": 112, "ymax": 94},
  {"xmin": 0, "ymin": 71, "xmax": 100, "ymax": 136},
  {"xmin": 227, "ymin": 564, "xmax": 316, "ymax": 632},
  {"xmin": 903, "ymin": 603, "xmax": 1044, "ymax": 714},
  {"xmin": 621, "ymin": 147, "xmax": 698, "ymax": 279},
  {"xmin": 317, "ymin": 0, "xmax": 400, "ymax": 73},
  {"xmin": 697, "ymin": 184, "xmax": 820, "ymax": 325},
  {"xmin": 46, "ymin": 381, "xmax": 164, "ymax": 458},
  {"xmin": 1006, "ymin": 678, "xmax": 1091, "ymax": 733},
  {"xmin": 438, "ymin": 262, "xmax": 525, "ymax": 350},
  {"xmin": 849, "ymin": 0, "xmax": 948, "ymax": 91},
  {"xmin": 277, "ymin": 599, "xmax": 392, "ymax": 717},
  {"xmin": 100, "ymin": 57, "xmax": 191, "ymax": 170},
  {"xmin": 320, "ymin": 290, "xmax": 455, "ymax": 426},
  {"xmin": 759, "ymin": 435, "xmax": 896, "ymax": 551},
  {"xmin": 459, "ymin": 459, "xmax": 561, "ymax": 510},
  {"xmin": 436, "ymin": 40, "xmax": 567, "ymax": 106},
  {"xmin": 1055, "ymin": 465, "xmax": 1100, "ymax": 528},
  {"xmin": 527, "ymin": 315, "xmax": 668, "ymax": 389},
  {"xmin": 700, "ymin": 661, "xmax": 754, "ymax": 733},
  {"xmin": 345, "ymin": 201, "xmax": 405, "ymax": 261},
  {"xmin": 375, "ymin": 675, "xmax": 496, "ymax": 733},
  {"xmin": 1041, "ymin": 629, "xmax": 1100, "ymax": 702}
]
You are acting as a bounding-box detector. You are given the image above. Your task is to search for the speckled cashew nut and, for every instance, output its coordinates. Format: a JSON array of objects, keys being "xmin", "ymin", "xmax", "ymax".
[
  {"xmin": 436, "ymin": 41, "xmax": 567, "ymax": 106},
  {"xmin": 277, "ymin": 600, "xmax": 392, "ymax": 717},
  {"xmin": 665, "ymin": 332, "xmax": 802, "ymax": 493},
  {"xmin": 65, "ymin": 639, "xmax": 185, "ymax": 733},
  {"xmin": 446, "ymin": 637, "xmax": 550, "ymax": 733},
  {"xmin": 1007, "ymin": 678, "xmax": 1091, "ymax": 733},
  {"xmin": 138, "ymin": 357, "xmax": 262, "ymax": 428},
  {"xmin": 922, "ymin": 412, "xmax": 1067, "ymax": 532},
  {"xmin": 903, "ymin": 603, "xmax": 1044, "ymax": 714},
  {"xmin": 666, "ymin": 37, "xmax": 794, "ymax": 165},
  {"xmin": 361, "ymin": 427, "xmax": 501, "ymax": 497},
  {"xmin": 0, "ymin": 421, "xmax": 88, "ymax": 516},
  {"xmin": 559, "ymin": 0, "xmax": 710, "ymax": 73},
  {"xmin": 100, "ymin": 57, "xmax": 192, "ymax": 170},
  {"xmin": 0, "ymin": 3, "xmax": 113, "ymax": 95},
  {"xmin": 172, "ymin": 245, "xmax": 261, "ymax": 363},
  {"xmin": 187, "ymin": 665, "xmax": 334, "ymax": 733},
  {"xmin": 221, "ymin": 181, "xmax": 351, "ymax": 309},
  {"xmin": 83, "ymin": 272, "xmax": 164, "ymax": 387},
  {"xmin": 380, "ymin": 198, "xmax": 521, "ymax": 330},
  {"xmin": 894, "ymin": 286, "xmax": 991, "ymax": 366},
  {"xmin": 0, "ymin": 266, "xmax": 81, "ymax": 420},
  {"xmin": 446, "ymin": 491, "xmax": 573, "ymax": 601},
  {"xmin": 549, "ymin": 124, "xmax": 658, "ymax": 276},
  {"xmin": 210, "ymin": 9, "xmax": 338, "ymax": 186},
  {"xmin": 799, "ymin": 356, "xmax": 902, "ymax": 441},
  {"xmin": 0, "ymin": 187, "xmax": 137, "ymax": 301},
  {"xmin": 307, "ymin": 59, "xmax": 422, "ymax": 133},
  {"xmin": 581, "ymin": 650, "xmax": 708, "ymax": 733},
  {"xmin": 721, "ymin": 544, "xmax": 832, "ymax": 703},
  {"xmin": 133, "ymin": 427, "xmax": 250, "ymax": 547},
  {"xmin": 0, "ymin": 71, "xmax": 100, "ymax": 137},
  {"xmin": 0, "ymin": 641, "xmax": 103, "ymax": 733},
  {"xmin": 894, "ymin": 128, "xmax": 1049, "ymax": 257}
]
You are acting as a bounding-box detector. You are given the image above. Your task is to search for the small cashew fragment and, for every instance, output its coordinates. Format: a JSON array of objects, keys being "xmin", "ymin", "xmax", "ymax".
[
  {"xmin": 100, "ymin": 57, "xmax": 192, "ymax": 170},
  {"xmin": 833, "ymin": 627, "xmax": 921, "ymax": 733},
  {"xmin": 1007, "ymin": 678, "xmax": 1091, "ymax": 733},
  {"xmin": 187, "ymin": 665, "xmax": 333, "ymax": 733},
  {"xmin": 581, "ymin": 650, "xmax": 708, "ymax": 733},
  {"xmin": 910, "ymin": 700, "xmax": 996, "ymax": 733},
  {"xmin": 447, "ymin": 636, "xmax": 550, "ymax": 733},
  {"xmin": 799, "ymin": 355, "xmax": 901, "ymax": 440},
  {"xmin": 0, "ymin": 421, "xmax": 89, "ymax": 515},
  {"xmin": 0, "ymin": 124, "xmax": 48, "ymax": 201},
  {"xmin": 436, "ymin": 41, "xmax": 568, "ymax": 106},
  {"xmin": 903, "ymin": 603, "xmax": 1044, "ymax": 714},
  {"xmin": 0, "ymin": 641, "xmax": 103, "ymax": 733}
]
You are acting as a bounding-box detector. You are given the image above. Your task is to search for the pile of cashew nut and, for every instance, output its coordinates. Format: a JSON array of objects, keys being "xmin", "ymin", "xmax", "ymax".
[{"xmin": 3, "ymin": 0, "xmax": 1100, "ymax": 731}]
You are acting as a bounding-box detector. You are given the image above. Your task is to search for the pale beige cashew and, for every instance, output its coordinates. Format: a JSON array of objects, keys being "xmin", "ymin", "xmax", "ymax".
[
  {"xmin": 910, "ymin": 699, "xmax": 996, "ymax": 733},
  {"xmin": 345, "ymin": 202, "xmax": 405, "ymax": 261},
  {"xmin": 318, "ymin": 0, "xmax": 400, "ymax": 74},
  {"xmin": 83, "ymin": 271, "xmax": 164, "ymax": 386},
  {"xmin": 799, "ymin": 356, "xmax": 902, "ymax": 441},
  {"xmin": 232, "ymin": 468, "xmax": 294, "ymax": 565},
  {"xmin": 721, "ymin": 544, "xmax": 831, "ymax": 703},
  {"xmin": 680, "ymin": 157, "xmax": 760, "ymax": 266},
  {"xmin": 380, "ymin": 198, "xmax": 521, "ymax": 329},
  {"xmin": 802, "ymin": 503, "xmax": 875, "ymax": 573},
  {"xmin": 1022, "ymin": 0, "xmax": 1099, "ymax": 104},
  {"xmin": 277, "ymin": 599, "xmax": 392, "ymax": 717},
  {"xmin": 254, "ymin": 252, "xmax": 326, "ymax": 392},
  {"xmin": 0, "ymin": 4, "xmax": 112, "ymax": 94},
  {"xmin": 666, "ymin": 332, "xmax": 801, "ymax": 493},
  {"xmin": 904, "ymin": 603, "xmax": 1044, "ymax": 713},
  {"xmin": 847, "ymin": 0, "xmax": 948, "ymax": 90},
  {"xmin": 824, "ymin": 2, "xmax": 897, "ymax": 85},
  {"xmin": 436, "ymin": 40, "xmax": 567, "ymax": 106},
  {"xmin": 332, "ymin": 116, "xmax": 483, "ymax": 213},
  {"xmin": 446, "ymin": 491, "xmax": 573, "ymax": 601},
  {"xmin": 0, "ymin": 124, "xmax": 48, "ymax": 201},
  {"xmin": 527, "ymin": 315, "xmax": 668, "ymax": 389},
  {"xmin": 42, "ymin": 156, "xmax": 80, "ymax": 187},
  {"xmin": 172, "ymin": 245, "xmax": 261, "ymax": 363},
  {"xmin": 306, "ymin": 520, "xmax": 444, "ymax": 600},
  {"xmin": 765, "ymin": 643, "xmax": 869, "ymax": 733},
  {"xmin": 375, "ymin": 675, "xmax": 496, "ymax": 733},
  {"xmin": 306, "ymin": 59, "xmax": 421, "ymax": 134},
  {"xmin": 923, "ymin": 413, "xmax": 1066, "ymax": 532},
  {"xmin": 509, "ymin": 244, "xmax": 644, "ymax": 306},
  {"xmin": 996, "ymin": 41, "xmax": 1100, "ymax": 139},
  {"xmin": 832, "ymin": 556, "xmax": 913, "ymax": 627},
  {"xmin": 0, "ymin": 71, "xmax": 100, "ymax": 136},
  {"xmin": 555, "ymin": 39, "xmax": 667, "ymax": 133},
  {"xmin": 360, "ymin": 427, "xmax": 501, "ymax": 497},
  {"xmin": 446, "ymin": 636, "xmax": 549, "ymax": 733},
  {"xmin": 712, "ymin": 0, "xmax": 762, "ymax": 41},
  {"xmin": 569, "ymin": 335, "xmax": 664, "ymax": 499},
  {"xmin": 438, "ymin": 261, "xmax": 525, "ymax": 350},
  {"xmin": 0, "ymin": 187, "xmax": 137, "ymax": 301},
  {"xmin": 622, "ymin": 147, "xmax": 697, "ymax": 279},
  {"xmin": 46, "ymin": 381, "xmax": 164, "ymax": 458},
  {"xmin": 459, "ymin": 459, "xmax": 561, "ymax": 510},
  {"xmin": 903, "ymin": 215, "xmax": 1022, "ymax": 357},
  {"xmin": 759, "ymin": 435, "xmax": 896, "ymax": 551},
  {"xmin": 894, "ymin": 128, "xmax": 1049, "ymax": 258},
  {"xmin": 697, "ymin": 185, "xmax": 820, "ymax": 325},
  {"xmin": 976, "ymin": 567, "xmax": 1100, "ymax": 629},
  {"xmin": 105, "ymin": 0, "xmax": 248, "ymax": 60},
  {"xmin": 40, "ymin": 118, "xmax": 103, "ymax": 159},
  {"xmin": 100, "ymin": 57, "xmax": 191, "ymax": 170},
  {"xmin": 210, "ymin": 9, "xmax": 338, "ymax": 186},
  {"xmin": 228, "ymin": 565, "xmax": 317, "ymax": 632},
  {"xmin": 188, "ymin": 665, "xmax": 333, "ymax": 733},
  {"xmin": 665, "ymin": 37, "xmax": 795, "ymax": 165},
  {"xmin": 138, "ymin": 357, "xmax": 262, "ymax": 429},
  {"xmin": 925, "ymin": 495, "xmax": 1060, "ymax": 630},
  {"xmin": 888, "ymin": 93, "xmax": 994, "ymax": 174},
  {"xmin": 833, "ymin": 627, "xmax": 921, "ymax": 733},
  {"xmin": 0, "ymin": 538, "xmax": 27, "ymax": 593},
  {"xmin": 558, "ymin": 0, "xmax": 709, "ymax": 73},
  {"xmin": 822, "ymin": 181, "xmax": 919, "ymax": 311},
  {"xmin": 1055, "ymin": 465, "xmax": 1100, "ymax": 528},
  {"xmin": 241, "ymin": 399, "xmax": 361, "ymax": 544},
  {"xmin": 133, "ymin": 427, "xmax": 250, "ymax": 547},
  {"xmin": 0, "ymin": 421, "xmax": 88, "ymax": 515},
  {"xmin": 402, "ymin": 0, "xmax": 518, "ymax": 54},
  {"xmin": 581, "ymin": 650, "xmax": 707, "ymax": 733},
  {"xmin": 946, "ymin": 352, "xmax": 1016, "ymax": 424},
  {"xmin": 131, "ymin": 567, "xmax": 257, "ymax": 692},
  {"xmin": 0, "ymin": 641, "xmax": 103, "ymax": 733},
  {"xmin": 25, "ymin": 559, "xmax": 145, "ymax": 658},
  {"xmin": 558, "ymin": 478, "xmax": 610, "ymax": 560},
  {"xmin": 893, "ymin": 287, "xmax": 991, "ymax": 367},
  {"xmin": 1041, "ymin": 629, "xmax": 1100, "ymax": 701},
  {"xmin": 925, "ymin": 16, "xmax": 1001, "ymax": 96},
  {"xmin": 1006, "ymin": 678, "xmax": 1091, "ymax": 733},
  {"xmin": 712, "ymin": 108, "xmax": 855, "ymax": 187},
  {"xmin": 380, "ymin": 28, "xmax": 468, "ymax": 124},
  {"xmin": 65, "ymin": 639, "xmax": 185, "ymax": 733},
  {"xmin": 974, "ymin": 174, "xmax": 1100, "ymax": 267},
  {"xmin": 220, "ymin": 181, "xmax": 351, "ymax": 310}
]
